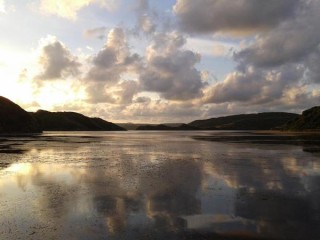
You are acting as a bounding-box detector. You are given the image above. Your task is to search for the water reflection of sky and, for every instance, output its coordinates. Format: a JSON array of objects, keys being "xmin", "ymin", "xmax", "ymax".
[{"xmin": 0, "ymin": 131, "xmax": 319, "ymax": 239}]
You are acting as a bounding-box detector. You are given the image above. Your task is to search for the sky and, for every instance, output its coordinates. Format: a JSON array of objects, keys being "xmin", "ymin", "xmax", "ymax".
[{"xmin": 1, "ymin": 0, "xmax": 320, "ymax": 123}]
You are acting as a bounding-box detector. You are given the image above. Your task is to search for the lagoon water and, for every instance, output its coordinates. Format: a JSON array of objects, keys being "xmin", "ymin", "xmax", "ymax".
[{"xmin": 0, "ymin": 131, "xmax": 320, "ymax": 240}]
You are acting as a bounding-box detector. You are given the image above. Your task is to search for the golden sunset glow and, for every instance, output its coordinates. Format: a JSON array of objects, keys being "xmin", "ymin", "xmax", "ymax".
[{"xmin": 0, "ymin": 0, "xmax": 319, "ymax": 123}]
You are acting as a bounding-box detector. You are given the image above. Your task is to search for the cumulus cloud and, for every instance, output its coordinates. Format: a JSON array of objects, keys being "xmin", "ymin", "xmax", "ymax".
[
  {"xmin": 204, "ymin": 64, "xmax": 304, "ymax": 105},
  {"xmin": 119, "ymin": 99, "xmax": 203, "ymax": 123},
  {"xmin": 87, "ymin": 28, "xmax": 140, "ymax": 83},
  {"xmin": 85, "ymin": 82, "xmax": 117, "ymax": 103},
  {"xmin": 0, "ymin": 0, "xmax": 5, "ymax": 13},
  {"xmin": 140, "ymin": 32, "xmax": 206, "ymax": 100},
  {"xmin": 86, "ymin": 29, "xmax": 206, "ymax": 103},
  {"xmin": 174, "ymin": 0, "xmax": 300, "ymax": 35},
  {"xmin": 85, "ymin": 79, "xmax": 140, "ymax": 104},
  {"xmin": 203, "ymin": 88, "xmax": 320, "ymax": 119},
  {"xmin": 235, "ymin": 1, "xmax": 320, "ymax": 68},
  {"xmin": 305, "ymin": 49, "xmax": 320, "ymax": 83},
  {"xmin": 55, "ymin": 97, "xmax": 202, "ymax": 123},
  {"xmin": 36, "ymin": 36, "xmax": 80, "ymax": 80},
  {"xmin": 139, "ymin": 15, "xmax": 156, "ymax": 34},
  {"xmin": 115, "ymin": 80, "xmax": 140, "ymax": 104},
  {"xmin": 134, "ymin": 0, "xmax": 157, "ymax": 34},
  {"xmin": 230, "ymin": 0, "xmax": 320, "ymax": 91},
  {"xmin": 22, "ymin": 0, "xmax": 320, "ymax": 122},
  {"xmin": 212, "ymin": 44, "xmax": 228, "ymax": 57},
  {"xmin": 201, "ymin": 0, "xmax": 320, "ymax": 116},
  {"xmin": 85, "ymin": 28, "xmax": 141, "ymax": 103},
  {"xmin": 87, "ymin": 80, "xmax": 140, "ymax": 104},
  {"xmin": 185, "ymin": 38, "xmax": 236, "ymax": 57},
  {"xmin": 133, "ymin": 96, "xmax": 151, "ymax": 103},
  {"xmin": 40, "ymin": 0, "xmax": 118, "ymax": 20},
  {"xmin": 133, "ymin": 0, "xmax": 175, "ymax": 36}
]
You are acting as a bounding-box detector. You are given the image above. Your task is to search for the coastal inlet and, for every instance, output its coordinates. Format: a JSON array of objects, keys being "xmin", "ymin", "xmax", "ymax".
[{"xmin": 0, "ymin": 131, "xmax": 320, "ymax": 240}]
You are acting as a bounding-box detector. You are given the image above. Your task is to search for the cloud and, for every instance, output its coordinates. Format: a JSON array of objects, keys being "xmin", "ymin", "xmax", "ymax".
[
  {"xmin": 36, "ymin": 36, "xmax": 80, "ymax": 80},
  {"xmin": 86, "ymin": 80, "xmax": 140, "ymax": 104},
  {"xmin": 85, "ymin": 80, "xmax": 140, "ymax": 104},
  {"xmin": 85, "ymin": 82, "xmax": 117, "ymax": 103},
  {"xmin": 87, "ymin": 28, "xmax": 140, "ymax": 83},
  {"xmin": 234, "ymin": 1, "xmax": 320, "ymax": 68},
  {"xmin": 204, "ymin": 64, "xmax": 304, "ymax": 105},
  {"xmin": 0, "ymin": 0, "xmax": 5, "ymax": 13},
  {"xmin": 135, "ymin": 0, "xmax": 149, "ymax": 13},
  {"xmin": 133, "ymin": 0, "xmax": 175, "ymax": 35},
  {"xmin": 85, "ymin": 28, "xmax": 206, "ymax": 104},
  {"xmin": 134, "ymin": 0, "xmax": 157, "ymax": 34},
  {"xmin": 185, "ymin": 38, "xmax": 236, "ymax": 57},
  {"xmin": 212, "ymin": 44, "xmax": 228, "ymax": 57},
  {"xmin": 116, "ymin": 80, "xmax": 140, "ymax": 104},
  {"xmin": 85, "ymin": 28, "xmax": 141, "ymax": 103},
  {"xmin": 139, "ymin": 15, "xmax": 156, "ymax": 34},
  {"xmin": 84, "ymin": 27, "xmax": 107, "ymax": 39},
  {"xmin": 140, "ymin": 32, "xmax": 206, "ymax": 100},
  {"xmin": 133, "ymin": 96, "xmax": 151, "ymax": 103},
  {"xmin": 120, "ymin": 99, "xmax": 203, "ymax": 123},
  {"xmin": 305, "ymin": 50, "xmax": 320, "ymax": 83},
  {"xmin": 40, "ymin": 0, "xmax": 119, "ymax": 20},
  {"xmin": 200, "ymin": 0, "xmax": 320, "ymax": 115},
  {"xmin": 174, "ymin": 0, "xmax": 300, "ymax": 35},
  {"xmin": 23, "ymin": 0, "xmax": 320, "ymax": 122},
  {"xmin": 230, "ymin": 0, "xmax": 320, "ymax": 87}
]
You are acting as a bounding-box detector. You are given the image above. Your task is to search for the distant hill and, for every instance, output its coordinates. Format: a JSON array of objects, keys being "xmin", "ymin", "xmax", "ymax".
[
  {"xmin": 118, "ymin": 123, "xmax": 154, "ymax": 130},
  {"xmin": 3, "ymin": 95, "xmax": 319, "ymax": 132},
  {"xmin": 0, "ymin": 96, "xmax": 41, "ymax": 133},
  {"xmin": 31, "ymin": 110, "xmax": 126, "ymax": 131},
  {"xmin": 136, "ymin": 124, "xmax": 199, "ymax": 131},
  {"xmin": 189, "ymin": 112, "xmax": 299, "ymax": 130},
  {"xmin": 118, "ymin": 123, "xmax": 184, "ymax": 130},
  {"xmin": 283, "ymin": 106, "xmax": 320, "ymax": 131}
]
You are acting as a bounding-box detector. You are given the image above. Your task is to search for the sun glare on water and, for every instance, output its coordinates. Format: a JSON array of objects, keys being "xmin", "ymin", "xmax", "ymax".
[{"xmin": 6, "ymin": 163, "xmax": 32, "ymax": 174}]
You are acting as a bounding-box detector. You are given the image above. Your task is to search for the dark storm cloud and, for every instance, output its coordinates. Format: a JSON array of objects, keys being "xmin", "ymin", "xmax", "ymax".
[
  {"xmin": 174, "ymin": 0, "xmax": 300, "ymax": 34},
  {"xmin": 37, "ymin": 38, "xmax": 80, "ymax": 80},
  {"xmin": 140, "ymin": 32, "xmax": 206, "ymax": 100}
]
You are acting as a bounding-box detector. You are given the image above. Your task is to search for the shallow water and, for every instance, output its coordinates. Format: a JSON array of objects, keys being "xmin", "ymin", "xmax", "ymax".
[{"xmin": 0, "ymin": 131, "xmax": 320, "ymax": 240}]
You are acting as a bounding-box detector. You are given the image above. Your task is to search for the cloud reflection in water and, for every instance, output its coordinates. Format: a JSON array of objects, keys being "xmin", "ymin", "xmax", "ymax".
[{"xmin": 0, "ymin": 131, "xmax": 319, "ymax": 239}]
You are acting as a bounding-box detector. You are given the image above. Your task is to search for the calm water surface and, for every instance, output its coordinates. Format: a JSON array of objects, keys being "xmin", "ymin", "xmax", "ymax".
[{"xmin": 0, "ymin": 131, "xmax": 320, "ymax": 240}]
